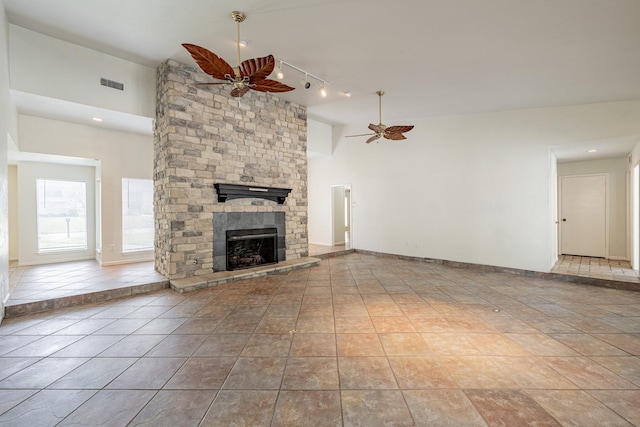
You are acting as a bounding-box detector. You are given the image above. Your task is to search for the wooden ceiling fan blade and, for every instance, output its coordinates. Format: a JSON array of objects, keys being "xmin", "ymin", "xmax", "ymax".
[
  {"xmin": 384, "ymin": 132, "xmax": 407, "ymax": 140},
  {"xmin": 366, "ymin": 135, "xmax": 381, "ymax": 144},
  {"xmin": 182, "ymin": 43, "xmax": 234, "ymax": 80},
  {"xmin": 230, "ymin": 86, "xmax": 251, "ymax": 97},
  {"xmin": 345, "ymin": 133, "xmax": 375, "ymax": 138},
  {"xmin": 195, "ymin": 82, "xmax": 229, "ymax": 86},
  {"xmin": 240, "ymin": 55, "xmax": 275, "ymax": 80},
  {"xmin": 251, "ymin": 79, "xmax": 295, "ymax": 93},
  {"xmin": 385, "ymin": 125, "xmax": 414, "ymax": 134},
  {"xmin": 368, "ymin": 123, "xmax": 384, "ymax": 133}
]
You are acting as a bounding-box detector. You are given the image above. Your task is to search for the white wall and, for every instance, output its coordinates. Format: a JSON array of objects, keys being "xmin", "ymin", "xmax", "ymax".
[
  {"xmin": 309, "ymin": 100, "xmax": 640, "ymax": 273},
  {"xmin": 9, "ymin": 25, "xmax": 155, "ymax": 117},
  {"xmin": 0, "ymin": 0, "xmax": 14, "ymax": 320},
  {"xmin": 557, "ymin": 157, "xmax": 629, "ymax": 259},
  {"xmin": 8, "ymin": 164, "xmax": 17, "ymax": 260},
  {"xmin": 308, "ymin": 118, "xmax": 332, "ymax": 155},
  {"xmin": 548, "ymin": 151, "xmax": 558, "ymax": 267},
  {"xmin": 18, "ymin": 162, "xmax": 96, "ymax": 265},
  {"xmin": 627, "ymin": 139, "xmax": 640, "ymax": 268},
  {"xmin": 307, "ymin": 118, "xmax": 334, "ymax": 245},
  {"xmin": 17, "ymin": 115, "xmax": 154, "ymax": 265}
]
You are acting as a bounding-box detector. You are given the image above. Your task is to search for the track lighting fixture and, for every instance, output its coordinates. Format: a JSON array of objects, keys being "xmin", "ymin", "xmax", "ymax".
[
  {"xmin": 276, "ymin": 59, "xmax": 330, "ymax": 96},
  {"xmin": 276, "ymin": 61, "xmax": 284, "ymax": 80}
]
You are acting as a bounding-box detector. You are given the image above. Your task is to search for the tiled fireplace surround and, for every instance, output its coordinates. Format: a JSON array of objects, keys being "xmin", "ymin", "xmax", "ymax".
[
  {"xmin": 154, "ymin": 59, "xmax": 309, "ymax": 280},
  {"xmin": 213, "ymin": 211, "xmax": 286, "ymax": 272}
]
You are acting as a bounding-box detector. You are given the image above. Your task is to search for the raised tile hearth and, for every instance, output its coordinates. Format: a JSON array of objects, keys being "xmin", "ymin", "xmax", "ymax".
[{"xmin": 170, "ymin": 257, "xmax": 321, "ymax": 293}]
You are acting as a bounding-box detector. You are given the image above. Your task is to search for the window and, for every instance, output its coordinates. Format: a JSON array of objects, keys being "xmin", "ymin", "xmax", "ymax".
[
  {"xmin": 37, "ymin": 179, "xmax": 88, "ymax": 252},
  {"xmin": 122, "ymin": 178, "xmax": 154, "ymax": 252}
]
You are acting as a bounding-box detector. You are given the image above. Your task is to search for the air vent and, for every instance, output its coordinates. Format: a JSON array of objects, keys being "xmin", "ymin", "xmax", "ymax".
[{"xmin": 100, "ymin": 78, "xmax": 124, "ymax": 91}]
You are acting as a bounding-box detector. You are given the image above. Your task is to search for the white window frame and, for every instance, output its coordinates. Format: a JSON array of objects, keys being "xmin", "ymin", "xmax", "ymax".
[
  {"xmin": 122, "ymin": 178, "xmax": 154, "ymax": 253},
  {"xmin": 36, "ymin": 178, "xmax": 88, "ymax": 253}
]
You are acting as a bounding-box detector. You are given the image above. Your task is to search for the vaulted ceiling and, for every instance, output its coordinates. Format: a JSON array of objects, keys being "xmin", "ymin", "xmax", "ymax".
[{"xmin": 4, "ymin": 0, "xmax": 640, "ymax": 159}]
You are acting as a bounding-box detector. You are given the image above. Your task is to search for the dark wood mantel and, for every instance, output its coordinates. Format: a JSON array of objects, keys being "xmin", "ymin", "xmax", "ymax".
[{"xmin": 214, "ymin": 183, "xmax": 292, "ymax": 205}]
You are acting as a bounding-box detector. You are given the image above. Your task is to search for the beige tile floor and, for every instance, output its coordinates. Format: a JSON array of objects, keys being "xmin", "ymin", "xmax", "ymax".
[
  {"xmin": 8, "ymin": 260, "xmax": 168, "ymax": 306},
  {"xmin": 1, "ymin": 252, "xmax": 639, "ymax": 426},
  {"xmin": 551, "ymin": 255, "xmax": 640, "ymax": 282}
]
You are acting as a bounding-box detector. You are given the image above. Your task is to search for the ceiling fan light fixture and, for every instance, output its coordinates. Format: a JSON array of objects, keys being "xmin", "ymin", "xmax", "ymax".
[
  {"xmin": 182, "ymin": 11, "xmax": 295, "ymax": 97},
  {"xmin": 345, "ymin": 90, "xmax": 415, "ymax": 143}
]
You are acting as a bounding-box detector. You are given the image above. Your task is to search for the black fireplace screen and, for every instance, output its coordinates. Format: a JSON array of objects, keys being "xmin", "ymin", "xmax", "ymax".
[{"xmin": 226, "ymin": 228, "xmax": 278, "ymax": 271}]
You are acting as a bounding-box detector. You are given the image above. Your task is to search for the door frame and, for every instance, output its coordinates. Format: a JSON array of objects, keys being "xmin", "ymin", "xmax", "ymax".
[
  {"xmin": 330, "ymin": 184, "xmax": 352, "ymax": 247},
  {"xmin": 631, "ymin": 162, "xmax": 639, "ymax": 270},
  {"xmin": 558, "ymin": 173, "xmax": 609, "ymax": 258}
]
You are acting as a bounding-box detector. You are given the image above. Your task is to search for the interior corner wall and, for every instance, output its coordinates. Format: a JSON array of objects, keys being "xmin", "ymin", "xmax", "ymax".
[
  {"xmin": 548, "ymin": 150, "xmax": 559, "ymax": 267},
  {"xmin": 307, "ymin": 118, "xmax": 332, "ymax": 155},
  {"xmin": 17, "ymin": 115, "xmax": 154, "ymax": 265},
  {"xmin": 0, "ymin": 0, "xmax": 12, "ymax": 319},
  {"xmin": 557, "ymin": 157, "xmax": 629, "ymax": 259},
  {"xmin": 307, "ymin": 179, "xmax": 332, "ymax": 246},
  {"xmin": 8, "ymin": 164, "xmax": 17, "ymax": 260},
  {"xmin": 307, "ymin": 119, "xmax": 334, "ymax": 246},
  {"xmin": 308, "ymin": 100, "xmax": 640, "ymax": 273}
]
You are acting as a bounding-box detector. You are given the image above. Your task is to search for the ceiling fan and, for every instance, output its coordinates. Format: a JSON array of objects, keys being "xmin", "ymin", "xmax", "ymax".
[
  {"xmin": 346, "ymin": 91, "xmax": 414, "ymax": 143},
  {"xmin": 182, "ymin": 11, "xmax": 294, "ymax": 98}
]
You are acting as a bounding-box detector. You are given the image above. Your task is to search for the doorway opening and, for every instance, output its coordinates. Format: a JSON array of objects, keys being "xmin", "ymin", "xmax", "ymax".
[
  {"xmin": 331, "ymin": 184, "xmax": 352, "ymax": 249},
  {"xmin": 633, "ymin": 164, "xmax": 639, "ymax": 271}
]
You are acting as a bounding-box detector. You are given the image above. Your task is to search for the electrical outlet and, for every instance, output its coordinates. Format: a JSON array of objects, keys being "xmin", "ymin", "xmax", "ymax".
[
  {"xmin": 192, "ymin": 259, "xmax": 198, "ymax": 265},
  {"xmin": 110, "ymin": 244, "xmax": 115, "ymax": 251}
]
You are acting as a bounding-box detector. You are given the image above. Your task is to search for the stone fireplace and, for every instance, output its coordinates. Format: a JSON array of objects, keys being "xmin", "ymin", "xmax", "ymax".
[{"xmin": 153, "ymin": 59, "xmax": 308, "ymax": 280}]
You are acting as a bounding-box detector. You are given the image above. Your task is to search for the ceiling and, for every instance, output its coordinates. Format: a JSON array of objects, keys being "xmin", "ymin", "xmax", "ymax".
[{"xmin": 4, "ymin": 0, "xmax": 640, "ymax": 161}]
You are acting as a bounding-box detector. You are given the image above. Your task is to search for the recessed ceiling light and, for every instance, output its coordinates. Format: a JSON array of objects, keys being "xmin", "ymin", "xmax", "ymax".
[
  {"xmin": 239, "ymin": 39, "xmax": 248, "ymax": 47},
  {"xmin": 92, "ymin": 117, "xmax": 103, "ymax": 122},
  {"xmin": 343, "ymin": 91, "xmax": 352, "ymax": 97},
  {"xmin": 587, "ymin": 149, "xmax": 598, "ymax": 153}
]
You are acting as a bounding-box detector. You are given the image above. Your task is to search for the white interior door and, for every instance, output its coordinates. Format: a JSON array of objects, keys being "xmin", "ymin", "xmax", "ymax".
[{"xmin": 560, "ymin": 174, "xmax": 607, "ymax": 257}]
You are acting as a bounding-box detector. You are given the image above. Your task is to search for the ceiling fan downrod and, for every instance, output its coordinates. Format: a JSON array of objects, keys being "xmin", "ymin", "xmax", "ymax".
[
  {"xmin": 231, "ymin": 11, "xmax": 246, "ymax": 78},
  {"xmin": 376, "ymin": 91, "xmax": 385, "ymax": 129}
]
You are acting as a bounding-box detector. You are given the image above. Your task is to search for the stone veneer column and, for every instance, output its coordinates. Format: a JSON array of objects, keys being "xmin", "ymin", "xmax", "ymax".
[{"xmin": 154, "ymin": 59, "xmax": 308, "ymax": 279}]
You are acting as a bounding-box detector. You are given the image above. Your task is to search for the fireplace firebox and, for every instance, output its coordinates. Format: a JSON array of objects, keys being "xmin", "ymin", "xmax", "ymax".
[{"xmin": 226, "ymin": 228, "xmax": 278, "ymax": 271}]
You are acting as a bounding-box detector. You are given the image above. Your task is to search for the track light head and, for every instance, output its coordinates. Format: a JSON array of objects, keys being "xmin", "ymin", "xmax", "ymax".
[
  {"xmin": 276, "ymin": 61, "xmax": 284, "ymax": 79},
  {"xmin": 305, "ymin": 81, "xmax": 311, "ymax": 89}
]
